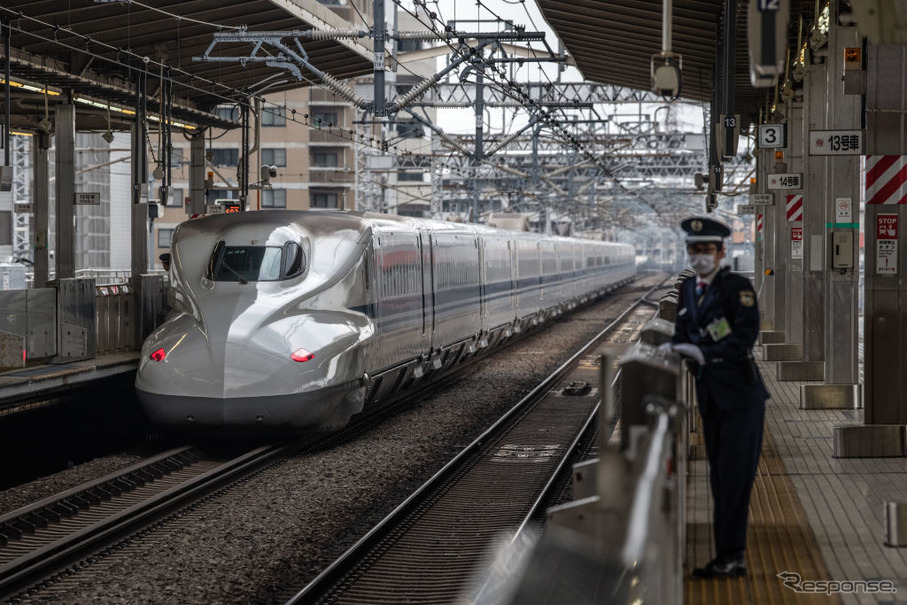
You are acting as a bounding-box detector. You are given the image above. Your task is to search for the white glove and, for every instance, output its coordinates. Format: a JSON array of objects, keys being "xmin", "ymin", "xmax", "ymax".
[
  {"xmin": 672, "ymin": 343, "xmax": 705, "ymax": 365},
  {"xmin": 657, "ymin": 342, "xmax": 674, "ymax": 353}
]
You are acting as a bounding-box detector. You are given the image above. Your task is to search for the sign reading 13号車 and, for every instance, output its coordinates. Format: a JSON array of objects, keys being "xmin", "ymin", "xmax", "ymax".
[{"xmin": 808, "ymin": 130, "xmax": 863, "ymax": 155}]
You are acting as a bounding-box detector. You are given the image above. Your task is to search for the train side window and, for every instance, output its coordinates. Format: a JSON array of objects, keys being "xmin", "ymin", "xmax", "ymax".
[
  {"xmin": 283, "ymin": 242, "xmax": 305, "ymax": 278},
  {"xmin": 207, "ymin": 241, "xmax": 226, "ymax": 279}
]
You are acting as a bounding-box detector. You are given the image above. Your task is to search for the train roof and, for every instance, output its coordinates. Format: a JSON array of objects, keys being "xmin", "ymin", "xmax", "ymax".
[{"xmin": 177, "ymin": 210, "xmax": 635, "ymax": 251}]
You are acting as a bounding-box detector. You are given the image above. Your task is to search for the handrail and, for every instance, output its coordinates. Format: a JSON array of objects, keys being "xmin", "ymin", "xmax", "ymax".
[{"xmin": 621, "ymin": 407, "xmax": 672, "ymax": 567}]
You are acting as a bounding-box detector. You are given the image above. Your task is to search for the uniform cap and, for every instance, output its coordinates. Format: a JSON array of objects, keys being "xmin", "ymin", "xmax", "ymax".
[{"xmin": 681, "ymin": 216, "xmax": 731, "ymax": 244}]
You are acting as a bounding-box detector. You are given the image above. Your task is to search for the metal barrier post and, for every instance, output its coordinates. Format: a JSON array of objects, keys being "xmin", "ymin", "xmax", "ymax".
[{"xmin": 96, "ymin": 285, "xmax": 111, "ymax": 354}]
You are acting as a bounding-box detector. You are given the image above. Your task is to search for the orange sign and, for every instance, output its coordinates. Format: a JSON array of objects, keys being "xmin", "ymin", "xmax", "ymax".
[{"xmin": 844, "ymin": 47, "xmax": 861, "ymax": 70}]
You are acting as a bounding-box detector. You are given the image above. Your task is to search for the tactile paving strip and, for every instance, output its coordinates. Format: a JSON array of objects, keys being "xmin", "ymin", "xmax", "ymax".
[{"xmin": 685, "ymin": 416, "xmax": 840, "ymax": 605}]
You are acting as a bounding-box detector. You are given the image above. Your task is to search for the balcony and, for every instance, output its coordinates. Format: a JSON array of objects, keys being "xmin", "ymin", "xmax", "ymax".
[{"xmin": 308, "ymin": 168, "xmax": 355, "ymax": 184}]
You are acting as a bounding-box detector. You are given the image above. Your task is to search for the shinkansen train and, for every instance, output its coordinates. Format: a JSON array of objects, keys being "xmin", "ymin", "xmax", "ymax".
[{"xmin": 135, "ymin": 210, "xmax": 635, "ymax": 433}]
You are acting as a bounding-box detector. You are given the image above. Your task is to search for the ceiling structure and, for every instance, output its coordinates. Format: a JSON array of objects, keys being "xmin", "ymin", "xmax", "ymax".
[
  {"xmin": 0, "ymin": 0, "xmax": 374, "ymax": 131},
  {"xmin": 535, "ymin": 0, "xmax": 823, "ymax": 125},
  {"xmin": 0, "ymin": 0, "xmax": 828, "ymax": 240}
]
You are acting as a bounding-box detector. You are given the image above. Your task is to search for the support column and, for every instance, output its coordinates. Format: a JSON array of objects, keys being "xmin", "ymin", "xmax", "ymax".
[
  {"xmin": 32, "ymin": 133, "xmax": 50, "ymax": 288},
  {"xmin": 834, "ymin": 43, "xmax": 907, "ymax": 457},
  {"xmin": 764, "ymin": 97, "xmax": 804, "ymax": 369},
  {"xmin": 801, "ymin": 9, "xmax": 861, "ymax": 406},
  {"xmin": 54, "ymin": 102, "xmax": 76, "ymax": 279},
  {"xmin": 776, "ymin": 38, "xmax": 828, "ymax": 381},
  {"xmin": 757, "ymin": 144, "xmax": 781, "ymax": 340},
  {"xmin": 131, "ymin": 70, "xmax": 149, "ymax": 349},
  {"xmin": 786, "ymin": 100, "xmax": 805, "ymax": 348}
]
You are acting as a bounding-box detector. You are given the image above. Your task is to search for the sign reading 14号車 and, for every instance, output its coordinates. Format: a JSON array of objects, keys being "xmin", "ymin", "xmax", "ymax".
[
  {"xmin": 808, "ymin": 130, "xmax": 863, "ymax": 155},
  {"xmin": 767, "ymin": 173, "xmax": 802, "ymax": 189}
]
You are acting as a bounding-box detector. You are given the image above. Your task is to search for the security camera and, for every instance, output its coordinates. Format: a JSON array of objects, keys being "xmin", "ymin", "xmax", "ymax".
[
  {"xmin": 259, "ymin": 165, "xmax": 277, "ymax": 189},
  {"xmin": 651, "ymin": 53, "xmax": 682, "ymax": 100}
]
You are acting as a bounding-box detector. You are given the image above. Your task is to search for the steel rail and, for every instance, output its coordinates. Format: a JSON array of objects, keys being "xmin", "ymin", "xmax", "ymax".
[
  {"xmin": 0, "ymin": 440, "xmax": 301, "ymax": 598},
  {"xmin": 1, "ymin": 275, "xmax": 664, "ymax": 601},
  {"xmin": 288, "ymin": 280, "xmax": 668, "ymax": 605}
]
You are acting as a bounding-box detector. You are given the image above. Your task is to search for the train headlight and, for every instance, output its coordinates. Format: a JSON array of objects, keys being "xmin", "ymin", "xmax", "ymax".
[
  {"xmin": 291, "ymin": 348, "xmax": 315, "ymax": 363},
  {"xmin": 150, "ymin": 348, "xmax": 167, "ymax": 362}
]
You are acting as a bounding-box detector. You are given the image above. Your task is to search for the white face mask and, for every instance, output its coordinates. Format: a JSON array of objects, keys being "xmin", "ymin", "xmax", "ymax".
[{"xmin": 689, "ymin": 253, "xmax": 716, "ymax": 275}]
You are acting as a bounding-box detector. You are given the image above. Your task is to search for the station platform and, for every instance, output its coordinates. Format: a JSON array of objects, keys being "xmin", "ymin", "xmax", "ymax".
[
  {"xmin": 0, "ymin": 352, "xmax": 140, "ymax": 418},
  {"xmin": 685, "ymin": 353, "xmax": 907, "ymax": 604}
]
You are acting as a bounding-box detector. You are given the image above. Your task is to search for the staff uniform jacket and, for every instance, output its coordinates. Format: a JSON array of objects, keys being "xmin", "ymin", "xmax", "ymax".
[
  {"xmin": 673, "ymin": 267, "xmax": 769, "ymax": 411},
  {"xmin": 674, "ymin": 266, "xmax": 769, "ymax": 558}
]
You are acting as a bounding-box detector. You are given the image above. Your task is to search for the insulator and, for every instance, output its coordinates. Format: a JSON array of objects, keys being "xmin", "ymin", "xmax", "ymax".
[
  {"xmin": 392, "ymin": 76, "xmax": 438, "ymax": 111},
  {"xmin": 439, "ymin": 133, "xmax": 471, "ymax": 156},
  {"xmin": 395, "ymin": 31, "xmax": 449, "ymax": 41},
  {"xmin": 308, "ymin": 29, "xmax": 363, "ymax": 41},
  {"xmin": 487, "ymin": 131, "xmax": 522, "ymax": 156},
  {"xmin": 320, "ymin": 73, "xmax": 366, "ymax": 108}
]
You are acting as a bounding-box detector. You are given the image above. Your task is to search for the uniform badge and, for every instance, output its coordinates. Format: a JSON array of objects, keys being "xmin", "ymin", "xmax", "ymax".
[
  {"xmin": 740, "ymin": 290, "xmax": 755, "ymax": 307},
  {"xmin": 691, "ymin": 219, "xmax": 703, "ymax": 232}
]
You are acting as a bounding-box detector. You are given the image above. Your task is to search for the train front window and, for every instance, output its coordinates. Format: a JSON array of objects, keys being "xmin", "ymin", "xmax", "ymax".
[{"xmin": 208, "ymin": 242, "xmax": 305, "ymax": 282}]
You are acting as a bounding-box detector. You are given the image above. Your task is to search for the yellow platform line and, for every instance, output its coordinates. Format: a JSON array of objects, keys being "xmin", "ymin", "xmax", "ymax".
[{"xmin": 685, "ymin": 423, "xmax": 840, "ymax": 605}]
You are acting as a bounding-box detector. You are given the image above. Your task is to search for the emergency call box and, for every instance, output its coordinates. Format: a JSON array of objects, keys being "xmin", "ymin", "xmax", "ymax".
[{"xmin": 832, "ymin": 232, "xmax": 854, "ymax": 269}]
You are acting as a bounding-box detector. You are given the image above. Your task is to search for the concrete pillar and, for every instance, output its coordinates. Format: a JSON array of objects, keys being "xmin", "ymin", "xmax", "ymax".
[
  {"xmin": 54, "ymin": 103, "xmax": 75, "ymax": 279},
  {"xmin": 768, "ymin": 113, "xmax": 791, "ymax": 338},
  {"xmin": 32, "ymin": 132, "xmax": 50, "ymax": 288},
  {"xmin": 802, "ymin": 57, "xmax": 827, "ymax": 364},
  {"xmin": 864, "ymin": 44, "xmax": 907, "ymax": 423},
  {"xmin": 834, "ymin": 43, "xmax": 907, "ymax": 457},
  {"xmin": 797, "ymin": 8, "xmax": 862, "ymax": 400},
  {"xmin": 756, "ymin": 144, "xmax": 779, "ymax": 336}
]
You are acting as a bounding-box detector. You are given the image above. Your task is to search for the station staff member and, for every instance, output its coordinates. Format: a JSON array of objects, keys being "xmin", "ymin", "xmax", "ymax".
[{"xmin": 666, "ymin": 216, "xmax": 769, "ymax": 579}]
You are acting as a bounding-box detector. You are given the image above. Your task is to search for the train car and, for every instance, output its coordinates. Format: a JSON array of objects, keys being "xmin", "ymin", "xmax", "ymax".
[{"xmin": 135, "ymin": 210, "xmax": 635, "ymax": 433}]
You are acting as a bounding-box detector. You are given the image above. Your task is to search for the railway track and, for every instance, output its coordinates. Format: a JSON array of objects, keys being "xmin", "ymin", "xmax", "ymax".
[
  {"xmin": 0, "ymin": 276, "xmax": 667, "ymax": 602},
  {"xmin": 0, "ymin": 442, "xmax": 305, "ymax": 598},
  {"xmin": 288, "ymin": 281, "xmax": 666, "ymax": 605}
]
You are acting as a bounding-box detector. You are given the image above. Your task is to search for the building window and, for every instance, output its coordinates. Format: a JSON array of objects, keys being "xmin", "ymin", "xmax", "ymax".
[
  {"xmin": 164, "ymin": 187, "xmax": 184, "ymax": 207},
  {"xmin": 398, "ymin": 172, "xmax": 423, "ymax": 182},
  {"xmin": 311, "ymin": 110, "xmax": 339, "ymax": 126},
  {"xmin": 394, "ymin": 121, "xmax": 424, "ymax": 138},
  {"xmin": 261, "ymin": 148, "xmax": 287, "ymax": 167},
  {"xmin": 262, "ymin": 106, "xmax": 286, "ymax": 127},
  {"xmin": 262, "ymin": 189, "xmax": 287, "ymax": 208},
  {"xmin": 215, "ymin": 105, "xmax": 238, "ymax": 121},
  {"xmin": 311, "ymin": 191, "xmax": 339, "ymax": 209},
  {"xmin": 311, "ymin": 151, "xmax": 339, "ymax": 167},
  {"xmin": 211, "ymin": 148, "xmax": 239, "ymax": 166},
  {"xmin": 170, "ymin": 147, "xmax": 185, "ymax": 168},
  {"xmin": 158, "ymin": 228, "xmax": 174, "ymax": 248}
]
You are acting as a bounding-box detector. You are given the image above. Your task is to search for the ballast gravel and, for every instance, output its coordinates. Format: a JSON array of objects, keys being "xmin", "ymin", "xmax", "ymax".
[{"xmin": 4, "ymin": 275, "xmax": 665, "ymax": 604}]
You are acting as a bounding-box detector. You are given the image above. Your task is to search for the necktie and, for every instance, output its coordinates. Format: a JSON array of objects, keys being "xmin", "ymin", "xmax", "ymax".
[{"xmin": 696, "ymin": 280, "xmax": 706, "ymax": 304}]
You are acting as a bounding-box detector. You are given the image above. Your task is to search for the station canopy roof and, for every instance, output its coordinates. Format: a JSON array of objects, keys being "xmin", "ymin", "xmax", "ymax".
[
  {"xmin": 536, "ymin": 0, "xmax": 819, "ymax": 123},
  {"xmin": 1, "ymin": 0, "xmax": 374, "ymax": 131}
]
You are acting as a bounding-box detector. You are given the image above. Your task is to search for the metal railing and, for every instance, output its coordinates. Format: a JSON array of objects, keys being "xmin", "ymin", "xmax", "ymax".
[
  {"xmin": 0, "ymin": 275, "xmax": 169, "ymax": 368},
  {"xmin": 492, "ymin": 274, "xmax": 694, "ymax": 605}
]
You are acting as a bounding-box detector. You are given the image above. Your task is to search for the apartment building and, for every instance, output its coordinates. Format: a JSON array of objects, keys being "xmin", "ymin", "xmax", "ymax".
[
  {"xmin": 153, "ymin": 86, "xmax": 362, "ymax": 264},
  {"xmin": 153, "ymin": 0, "xmax": 437, "ymax": 265}
]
